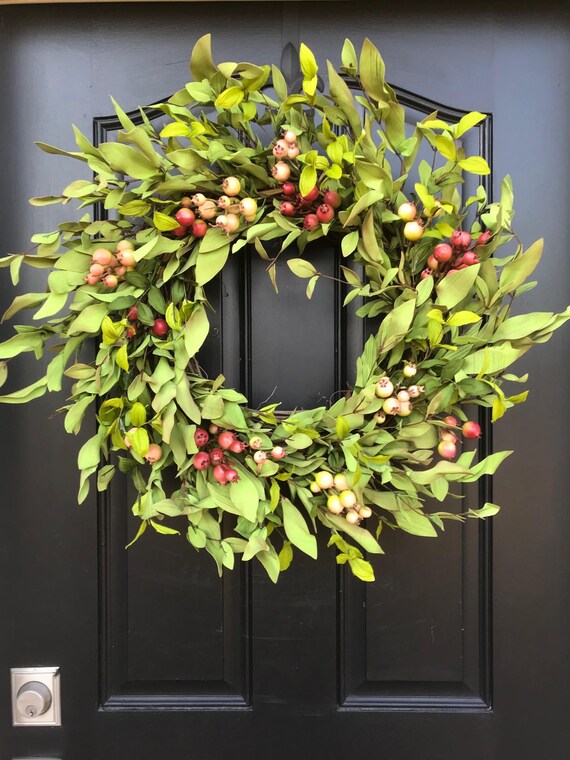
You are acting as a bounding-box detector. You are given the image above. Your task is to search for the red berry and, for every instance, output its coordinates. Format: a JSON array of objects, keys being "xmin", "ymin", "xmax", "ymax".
[
  {"xmin": 225, "ymin": 468, "xmax": 239, "ymax": 483},
  {"xmin": 462, "ymin": 421, "xmax": 482, "ymax": 439},
  {"xmin": 427, "ymin": 254, "xmax": 439, "ymax": 270},
  {"xmin": 209, "ymin": 448, "xmax": 225, "ymax": 465},
  {"xmin": 280, "ymin": 201, "xmax": 296, "ymax": 217},
  {"xmin": 218, "ymin": 431, "xmax": 236, "ymax": 450},
  {"xmin": 462, "ymin": 251, "xmax": 479, "ymax": 266},
  {"xmin": 420, "ymin": 268, "xmax": 433, "ymax": 279},
  {"xmin": 213, "ymin": 464, "xmax": 228, "ymax": 484},
  {"xmin": 323, "ymin": 190, "xmax": 341, "ymax": 209},
  {"xmin": 127, "ymin": 306, "xmax": 139, "ymax": 321},
  {"xmin": 172, "ymin": 225, "xmax": 187, "ymax": 237},
  {"xmin": 475, "ymin": 231, "xmax": 492, "ymax": 247},
  {"xmin": 194, "ymin": 428, "xmax": 210, "ymax": 447},
  {"xmin": 301, "ymin": 186, "xmax": 319, "ymax": 203},
  {"xmin": 450, "ymin": 230, "xmax": 471, "ymax": 251},
  {"xmin": 151, "ymin": 318, "xmax": 168, "ymax": 337},
  {"xmin": 443, "ymin": 416, "xmax": 458, "ymax": 426},
  {"xmin": 175, "ymin": 207, "xmax": 195, "ymax": 226},
  {"xmin": 433, "ymin": 243, "xmax": 453, "ymax": 263},
  {"xmin": 126, "ymin": 325, "xmax": 137, "ymax": 339},
  {"xmin": 438, "ymin": 440, "xmax": 457, "ymax": 459},
  {"xmin": 303, "ymin": 214, "xmax": 319, "ymax": 230},
  {"xmin": 282, "ymin": 182, "xmax": 296, "ymax": 196},
  {"xmin": 191, "ymin": 220, "xmax": 208, "ymax": 238},
  {"xmin": 316, "ymin": 203, "xmax": 335, "ymax": 223},
  {"xmin": 230, "ymin": 440, "xmax": 247, "ymax": 454},
  {"xmin": 193, "ymin": 452, "xmax": 211, "ymax": 470}
]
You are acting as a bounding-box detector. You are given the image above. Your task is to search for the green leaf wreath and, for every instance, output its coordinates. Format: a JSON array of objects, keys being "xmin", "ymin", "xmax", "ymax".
[{"xmin": 1, "ymin": 36, "xmax": 568, "ymax": 582}]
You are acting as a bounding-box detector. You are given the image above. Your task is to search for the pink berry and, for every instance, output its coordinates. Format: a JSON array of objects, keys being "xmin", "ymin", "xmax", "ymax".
[
  {"xmin": 462, "ymin": 251, "xmax": 479, "ymax": 266},
  {"xmin": 92, "ymin": 248, "xmax": 113, "ymax": 266},
  {"xmin": 175, "ymin": 207, "xmax": 195, "ymax": 226},
  {"xmin": 103, "ymin": 274, "xmax": 118, "ymax": 288},
  {"xmin": 316, "ymin": 203, "xmax": 335, "ymax": 223},
  {"xmin": 194, "ymin": 428, "xmax": 210, "ymax": 447},
  {"xmin": 193, "ymin": 452, "xmax": 211, "ymax": 470},
  {"xmin": 209, "ymin": 448, "xmax": 225, "ymax": 465},
  {"xmin": 433, "ymin": 243, "xmax": 453, "ymax": 263},
  {"xmin": 462, "ymin": 421, "xmax": 482, "ymax": 439},
  {"xmin": 287, "ymin": 145, "xmax": 300, "ymax": 159},
  {"xmin": 191, "ymin": 220, "xmax": 208, "ymax": 238},
  {"xmin": 475, "ymin": 231, "xmax": 492, "ymax": 247},
  {"xmin": 145, "ymin": 444, "xmax": 163, "ymax": 463},
  {"xmin": 280, "ymin": 201, "xmax": 296, "ymax": 217},
  {"xmin": 218, "ymin": 431, "xmax": 236, "ymax": 450},
  {"xmin": 230, "ymin": 440, "xmax": 247, "ymax": 454},
  {"xmin": 303, "ymin": 214, "xmax": 319, "ymax": 230},
  {"xmin": 213, "ymin": 464, "xmax": 228, "ymax": 484},
  {"xmin": 282, "ymin": 182, "xmax": 296, "ymax": 196},
  {"xmin": 253, "ymin": 450, "xmax": 267, "ymax": 464},
  {"xmin": 420, "ymin": 268, "xmax": 433, "ymax": 280},
  {"xmin": 450, "ymin": 230, "xmax": 471, "ymax": 251},
  {"xmin": 301, "ymin": 186, "xmax": 319, "ymax": 203},
  {"xmin": 271, "ymin": 446, "xmax": 286, "ymax": 460},
  {"xmin": 283, "ymin": 130, "xmax": 297, "ymax": 144},
  {"xmin": 127, "ymin": 306, "xmax": 139, "ymax": 321},
  {"xmin": 443, "ymin": 416, "xmax": 458, "ymax": 426},
  {"xmin": 225, "ymin": 468, "xmax": 239, "ymax": 483},
  {"xmin": 151, "ymin": 318, "xmax": 168, "ymax": 337},
  {"xmin": 323, "ymin": 190, "xmax": 341, "ymax": 209},
  {"xmin": 438, "ymin": 440, "xmax": 457, "ymax": 459},
  {"xmin": 427, "ymin": 255, "xmax": 439, "ymax": 270},
  {"xmin": 180, "ymin": 196, "xmax": 192, "ymax": 208}
]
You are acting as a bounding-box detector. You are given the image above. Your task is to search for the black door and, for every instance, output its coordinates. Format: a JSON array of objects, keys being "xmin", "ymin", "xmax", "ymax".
[{"xmin": 1, "ymin": 3, "xmax": 568, "ymax": 759}]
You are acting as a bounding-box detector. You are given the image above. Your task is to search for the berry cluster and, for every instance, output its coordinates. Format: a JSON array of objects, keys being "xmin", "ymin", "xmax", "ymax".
[
  {"xmin": 437, "ymin": 415, "xmax": 482, "ymax": 459},
  {"xmin": 272, "ymin": 129, "xmax": 301, "ymax": 161},
  {"xmin": 278, "ymin": 183, "xmax": 341, "ymax": 229},
  {"xmin": 124, "ymin": 306, "xmax": 168, "ymax": 340},
  {"xmin": 310, "ymin": 471, "xmax": 372, "ymax": 524},
  {"xmin": 421, "ymin": 229, "xmax": 492, "ymax": 280},
  {"xmin": 170, "ymin": 178, "xmax": 260, "ymax": 238},
  {"xmin": 191, "ymin": 426, "xmax": 287, "ymax": 485},
  {"xmin": 84, "ymin": 239, "xmax": 136, "ymax": 288},
  {"xmin": 373, "ymin": 365, "xmax": 424, "ymax": 423}
]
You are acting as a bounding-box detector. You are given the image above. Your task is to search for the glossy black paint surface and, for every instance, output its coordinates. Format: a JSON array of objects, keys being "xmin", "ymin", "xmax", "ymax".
[{"xmin": 0, "ymin": 3, "xmax": 568, "ymax": 759}]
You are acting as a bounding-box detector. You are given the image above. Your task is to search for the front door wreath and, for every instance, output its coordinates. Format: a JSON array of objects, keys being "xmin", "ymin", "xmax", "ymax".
[{"xmin": 1, "ymin": 37, "xmax": 568, "ymax": 582}]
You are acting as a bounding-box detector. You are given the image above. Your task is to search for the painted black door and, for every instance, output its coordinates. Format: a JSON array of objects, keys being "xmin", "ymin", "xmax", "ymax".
[{"xmin": 1, "ymin": 3, "xmax": 568, "ymax": 759}]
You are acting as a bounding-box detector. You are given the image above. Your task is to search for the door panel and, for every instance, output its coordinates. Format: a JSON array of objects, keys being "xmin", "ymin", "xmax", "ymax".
[{"xmin": 1, "ymin": 3, "xmax": 568, "ymax": 759}]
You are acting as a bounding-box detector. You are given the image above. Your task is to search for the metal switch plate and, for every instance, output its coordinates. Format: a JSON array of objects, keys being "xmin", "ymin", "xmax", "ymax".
[{"xmin": 11, "ymin": 667, "xmax": 61, "ymax": 727}]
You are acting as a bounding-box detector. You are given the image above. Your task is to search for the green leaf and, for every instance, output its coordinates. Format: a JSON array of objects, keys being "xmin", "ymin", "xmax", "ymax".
[
  {"xmin": 126, "ymin": 520, "xmax": 147, "ymax": 549},
  {"xmin": 215, "ymin": 87, "xmax": 244, "ymax": 108},
  {"xmin": 68, "ymin": 303, "xmax": 109, "ymax": 335},
  {"xmin": 455, "ymin": 111, "xmax": 487, "ymax": 137},
  {"xmin": 341, "ymin": 230, "xmax": 359, "ymax": 257},
  {"xmin": 195, "ymin": 244, "xmax": 230, "ymax": 285},
  {"xmin": 229, "ymin": 474, "xmax": 259, "ymax": 522},
  {"xmin": 287, "ymin": 258, "xmax": 317, "ymax": 278},
  {"xmin": 115, "ymin": 344, "xmax": 129, "ymax": 371},
  {"xmin": 278, "ymin": 541, "xmax": 294, "ymax": 571},
  {"xmin": 299, "ymin": 43, "xmax": 318, "ymax": 79},
  {"xmin": 183, "ymin": 304, "xmax": 209, "ymax": 359},
  {"xmin": 130, "ymin": 402, "xmax": 147, "ymax": 426},
  {"xmin": 468, "ymin": 502, "xmax": 501, "ymax": 518},
  {"xmin": 0, "ymin": 332, "xmax": 45, "ymax": 359},
  {"xmin": 324, "ymin": 513, "xmax": 383, "ymax": 554},
  {"xmin": 77, "ymin": 431, "xmax": 105, "ymax": 470},
  {"xmin": 436, "ymin": 265, "xmax": 480, "ymax": 310},
  {"xmin": 299, "ymin": 165, "xmax": 317, "ymax": 198},
  {"xmin": 129, "ymin": 427, "xmax": 150, "ymax": 458},
  {"xmin": 498, "ymin": 239, "xmax": 543, "ymax": 294},
  {"xmin": 348, "ymin": 557, "xmax": 375, "ymax": 582},
  {"xmin": 281, "ymin": 498, "xmax": 318, "ymax": 559},
  {"xmin": 99, "ymin": 142, "xmax": 159, "ymax": 180},
  {"xmin": 190, "ymin": 34, "xmax": 218, "ymax": 81},
  {"xmin": 153, "ymin": 211, "xmax": 179, "ymax": 232},
  {"xmin": 458, "ymin": 156, "xmax": 490, "ymax": 175},
  {"xmin": 394, "ymin": 508, "xmax": 437, "ymax": 537},
  {"xmin": 447, "ymin": 311, "xmax": 482, "ymax": 327},
  {"xmin": 150, "ymin": 520, "xmax": 180, "ymax": 536},
  {"xmin": 435, "ymin": 134, "xmax": 457, "ymax": 161},
  {"xmin": 358, "ymin": 38, "xmax": 386, "ymax": 102}
]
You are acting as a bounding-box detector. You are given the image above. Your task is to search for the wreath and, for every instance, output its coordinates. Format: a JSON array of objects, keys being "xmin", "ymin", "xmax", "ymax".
[{"xmin": 0, "ymin": 36, "xmax": 568, "ymax": 583}]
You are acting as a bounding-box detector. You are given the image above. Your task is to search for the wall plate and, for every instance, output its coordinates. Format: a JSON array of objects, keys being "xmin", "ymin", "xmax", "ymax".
[{"xmin": 11, "ymin": 667, "xmax": 61, "ymax": 727}]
